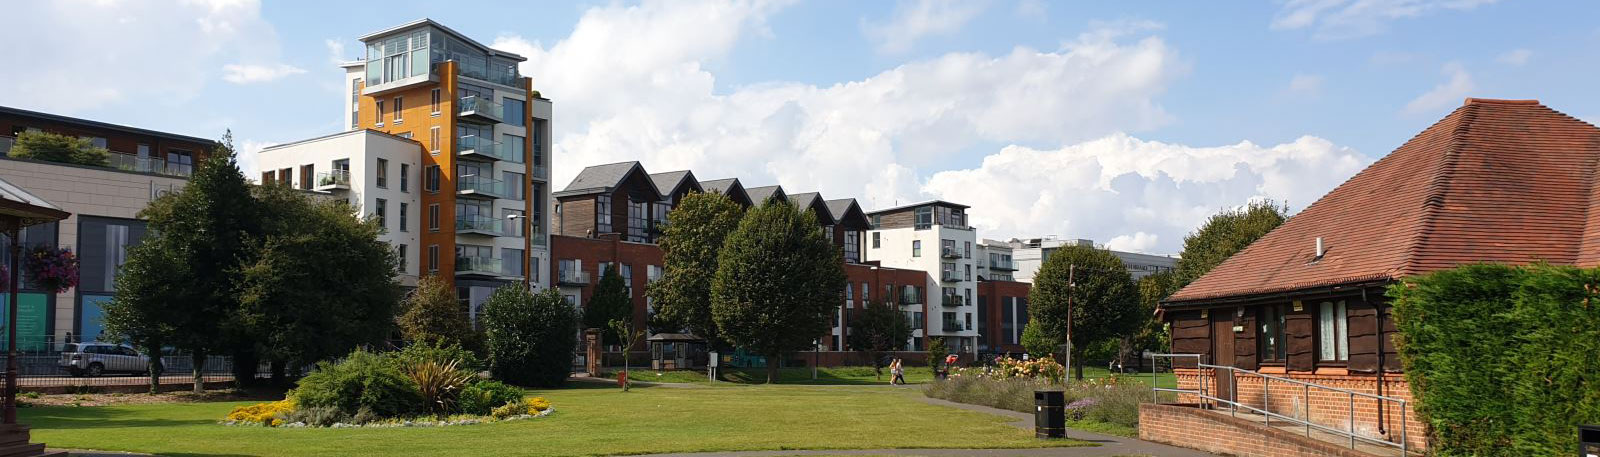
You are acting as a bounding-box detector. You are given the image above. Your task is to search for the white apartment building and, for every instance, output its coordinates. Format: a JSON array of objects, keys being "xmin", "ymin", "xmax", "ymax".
[
  {"xmin": 864, "ymin": 200, "xmax": 980, "ymax": 356},
  {"xmin": 975, "ymin": 239, "xmax": 1016, "ymax": 282},
  {"xmin": 1008, "ymin": 237, "xmax": 1177, "ymax": 283}
]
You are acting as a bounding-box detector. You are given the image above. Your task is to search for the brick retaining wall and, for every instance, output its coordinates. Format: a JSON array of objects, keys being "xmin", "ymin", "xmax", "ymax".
[{"xmin": 1140, "ymin": 403, "xmax": 1386, "ymax": 457}]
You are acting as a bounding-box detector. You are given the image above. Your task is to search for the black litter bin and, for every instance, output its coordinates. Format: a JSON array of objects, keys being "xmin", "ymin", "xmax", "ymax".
[
  {"xmin": 1034, "ymin": 390, "xmax": 1065, "ymax": 439},
  {"xmin": 1581, "ymin": 424, "xmax": 1600, "ymax": 457}
]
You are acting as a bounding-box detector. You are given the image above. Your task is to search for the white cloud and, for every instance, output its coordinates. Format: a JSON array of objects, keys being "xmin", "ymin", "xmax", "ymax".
[
  {"xmin": 1495, "ymin": 48, "xmax": 1531, "ymax": 66},
  {"xmin": 325, "ymin": 39, "xmax": 348, "ymax": 65},
  {"xmin": 0, "ymin": 0, "xmax": 282, "ymax": 113},
  {"xmin": 1272, "ymin": 0, "xmax": 1497, "ymax": 40},
  {"xmin": 1284, "ymin": 73, "xmax": 1324, "ymax": 98},
  {"xmin": 236, "ymin": 139, "xmax": 273, "ymax": 182},
  {"xmin": 862, "ymin": 0, "xmax": 988, "ymax": 53},
  {"xmin": 1404, "ymin": 62, "xmax": 1474, "ymax": 115},
  {"xmin": 1014, "ymin": 0, "xmax": 1047, "ymax": 19},
  {"xmin": 922, "ymin": 134, "xmax": 1372, "ymax": 253},
  {"xmin": 221, "ymin": 63, "xmax": 306, "ymax": 84}
]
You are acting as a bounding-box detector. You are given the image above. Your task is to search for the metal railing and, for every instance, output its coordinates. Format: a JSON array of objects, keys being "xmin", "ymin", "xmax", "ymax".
[
  {"xmin": 1149, "ymin": 353, "xmax": 1409, "ymax": 455},
  {"xmin": 4, "ymin": 337, "xmax": 244, "ymax": 390}
]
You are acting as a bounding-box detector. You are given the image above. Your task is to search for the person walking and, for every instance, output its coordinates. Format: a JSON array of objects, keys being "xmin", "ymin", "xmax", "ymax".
[{"xmin": 890, "ymin": 358, "xmax": 905, "ymax": 385}]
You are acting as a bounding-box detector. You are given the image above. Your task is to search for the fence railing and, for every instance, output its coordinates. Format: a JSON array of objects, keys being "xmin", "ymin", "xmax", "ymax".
[
  {"xmin": 1148, "ymin": 353, "xmax": 1409, "ymax": 455},
  {"xmin": 4, "ymin": 338, "xmax": 242, "ymax": 390}
]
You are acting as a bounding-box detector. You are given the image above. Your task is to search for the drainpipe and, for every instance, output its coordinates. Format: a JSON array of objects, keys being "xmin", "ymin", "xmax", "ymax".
[{"xmin": 1368, "ymin": 287, "xmax": 1387, "ymax": 436}]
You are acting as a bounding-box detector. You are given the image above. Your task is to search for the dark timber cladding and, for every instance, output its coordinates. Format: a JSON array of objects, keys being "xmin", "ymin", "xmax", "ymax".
[
  {"xmin": 1160, "ymin": 98, "xmax": 1600, "ymax": 376},
  {"xmin": 866, "ymin": 200, "xmax": 969, "ymax": 230}
]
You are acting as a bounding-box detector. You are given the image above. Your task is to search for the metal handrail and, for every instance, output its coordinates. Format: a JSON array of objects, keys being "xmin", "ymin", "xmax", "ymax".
[{"xmin": 1148, "ymin": 353, "xmax": 1409, "ymax": 455}]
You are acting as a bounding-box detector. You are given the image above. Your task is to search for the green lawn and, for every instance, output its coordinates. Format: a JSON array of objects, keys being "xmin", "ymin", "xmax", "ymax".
[
  {"xmin": 25, "ymin": 384, "xmax": 1087, "ymax": 457},
  {"xmin": 599, "ymin": 366, "xmax": 933, "ymax": 385}
]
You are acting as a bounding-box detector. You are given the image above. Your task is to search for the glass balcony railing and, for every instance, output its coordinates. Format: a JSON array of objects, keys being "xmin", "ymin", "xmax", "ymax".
[
  {"xmin": 941, "ymin": 271, "xmax": 961, "ymax": 282},
  {"xmin": 456, "ymin": 135, "xmax": 515, "ymax": 162},
  {"xmin": 942, "ymin": 295, "xmax": 966, "ymax": 306},
  {"xmin": 456, "ymin": 174, "xmax": 513, "ymax": 199},
  {"xmin": 532, "ymin": 163, "xmax": 549, "ymax": 179},
  {"xmin": 455, "ymin": 214, "xmax": 504, "ymax": 236},
  {"xmin": 557, "ymin": 270, "xmax": 590, "ymax": 286},
  {"xmin": 455, "ymin": 256, "xmax": 518, "ymax": 278},
  {"xmin": 458, "ymin": 96, "xmax": 504, "ymax": 124},
  {"xmin": 989, "ymin": 260, "xmax": 1016, "ymax": 271},
  {"xmin": 315, "ymin": 170, "xmax": 351, "ymax": 190},
  {"xmin": 941, "ymin": 247, "xmax": 961, "ymax": 259},
  {"xmin": 941, "ymin": 322, "xmax": 965, "ymax": 332}
]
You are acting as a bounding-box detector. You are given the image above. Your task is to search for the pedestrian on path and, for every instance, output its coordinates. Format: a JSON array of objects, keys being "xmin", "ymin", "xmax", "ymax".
[{"xmin": 890, "ymin": 358, "xmax": 905, "ymax": 385}]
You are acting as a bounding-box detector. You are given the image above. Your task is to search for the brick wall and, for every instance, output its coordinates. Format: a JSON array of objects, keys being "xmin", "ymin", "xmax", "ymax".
[
  {"xmin": 1173, "ymin": 368, "xmax": 1425, "ymax": 451},
  {"xmin": 1140, "ymin": 403, "xmax": 1387, "ymax": 457}
]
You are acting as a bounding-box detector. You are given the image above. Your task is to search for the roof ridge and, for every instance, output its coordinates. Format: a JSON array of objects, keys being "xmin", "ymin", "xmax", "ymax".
[{"xmin": 1396, "ymin": 103, "xmax": 1477, "ymax": 278}]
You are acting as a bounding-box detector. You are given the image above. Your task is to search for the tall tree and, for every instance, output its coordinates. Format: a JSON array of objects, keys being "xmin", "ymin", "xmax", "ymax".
[
  {"xmin": 646, "ymin": 191, "xmax": 744, "ymax": 346},
  {"xmin": 104, "ymin": 132, "xmax": 250, "ymax": 393},
  {"xmin": 1125, "ymin": 270, "xmax": 1177, "ymax": 367},
  {"xmin": 584, "ymin": 265, "xmax": 632, "ymax": 347},
  {"xmin": 846, "ymin": 300, "xmax": 912, "ymax": 378},
  {"xmin": 398, "ymin": 275, "xmax": 480, "ymax": 352},
  {"xmin": 101, "ymin": 235, "xmax": 186, "ymax": 393},
  {"xmin": 238, "ymin": 185, "xmax": 401, "ymax": 384},
  {"xmin": 482, "ymin": 285, "xmax": 578, "ymax": 387},
  {"xmin": 1173, "ymin": 200, "xmax": 1289, "ymax": 288},
  {"xmin": 1028, "ymin": 244, "xmax": 1139, "ymax": 380},
  {"xmin": 712, "ymin": 199, "xmax": 847, "ymax": 383}
]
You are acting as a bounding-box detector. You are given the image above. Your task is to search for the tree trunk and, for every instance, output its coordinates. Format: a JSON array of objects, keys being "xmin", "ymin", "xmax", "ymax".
[
  {"xmin": 146, "ymin": 347, "xmax": 163, "ymax": 395},
  {"xmin": 231, "ymin": 349, "xmax": 258, "ymax": 389},
  {"xmin": 270, "ymin": 359, "xmax": 287, "ymax": 387},
  {"xmin": 1074, "ymin": 356, "xmax": 1084, "ymax": 381},
  {"xmin": 191, "ymin": 351, "xmax": 206, "ymax": 394},
  {"xmin": 766, "ymin": 352, "xmax": 779, "ymax": 384}
]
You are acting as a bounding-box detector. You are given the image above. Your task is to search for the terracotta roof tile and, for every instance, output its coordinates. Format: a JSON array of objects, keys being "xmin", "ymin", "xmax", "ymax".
[{"xmin": 1168, "ymin": 98, "xmax": 1600, "ymax": 303}]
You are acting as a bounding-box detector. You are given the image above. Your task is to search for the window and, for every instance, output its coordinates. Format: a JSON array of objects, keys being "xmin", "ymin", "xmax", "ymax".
[
  {"xmin": 279, "ymin": 168, "xmax": 292, "ymax": 186},
  {"xmin": 262, "ymin": 170, "xmax": 275, "ymax": 184},
  {"xmin": 1318, "ymin": 301, "xmax": 1349, "ymax": 362},
  {"xmin": 502, "ymin": 208, "xmax": 525, "ymax": 237},
  {"xmin": 168, "ymin": 149, "xmax": 194, "ymax": 175},
  {"xmin": 915, "ymin": 206, "xmax": 933, "ymax": 229},
  {"xmin": 429, "ymin": 127, "xmax": 440, "ymax": 155},
  {"xmin": 425, "ymin": 165, "xmax": 440, "ymax": 192},
  {"xmin": 300, "ymin": 165, "xmax": 313, "ymax": 190},
  {"xmin": 398, "ymin": 132, "xmax": 411, "ymax": 139},
  {"xmin": 965, "ymin": 264, "xmax": 972, "ymax": 281},
  {"xmin": 427, "ymin": 245, "xmax": 439, "ymax": 272},
  {"xmin": 375, "ymin": 198, "xmax": 387, "ymax": 228},
  {"xmin": 559, "ymin": 259, "xmax": 580, "ymax": 283},
  {"xmin": 392, "ymin": 97, "xmax": 403, "ymax": 123},
  {"xmin": 400, "ymin": 163, "xmax": 410, "ymax": 192},
  {"xmin": 350, "ymin": 78, "xmax": 361, "ymax": 129},
  {"xmin": 843, "ymin": 230, "xmax": 860, "ymax": 263},
  {"xmin": 430, "ymin": 88, "xmax": 441, "ymax": 115},
  {"xmin": 942, "ymin": 239, "xmax": 955, "ymax": 257},
  {"xmin": 502, "ymin": 134, "xmax": 525, "ymax": 163},
  {"xmin": 823, "ymin": 225, "xmax": 834, "ymax": 243},
  {"xmin": 872, "ymin": 232, "xmax": 880, "ymax": 248},
  {"xmin": 532, "ymin": 120, "xmax": 545, "ymax": 166},
  {"xmin": 398, "ymin": 244, "xmax": 408, "ymax": 271},
  {"xmin": 845, "ymin": 284, "xmax": 854, "ymax": 309},
  {"xmin": 596, "ymin": 194, "xmax": 613, "ymax": 233},
  {"xmin": 503, "ymin": 171, "xmax": 525, "ymax": 200},
  {"xmin": 861, "ymin": 282, "xmax": 870, "ymax": 304},
  {"xmin": 376, "ymin": 158, "xmax": 389, "ymax": 188},
  {"xmin": 912, "ymin": 240, "xmax": 922, "ymax": 257},
  {"xmin": 965, "ymin": 241, "xmax": 971, "ymax": 258},
  {"xmin": 503, "ymin": 97, "xmax": 526, "ymax": 127},
  {"xmin": 375, "ymin": 100, "xmax": 385, "ymax": 126},
  {"xmin": 627, "ymin": 200, "xmax": 647, "ymax": 242},
  {"xmin": 620, "ymin": 264, "xmax": 633, "ymax": 297},
  {"xmin": 965, "ymin": 313, "xmax": 972, "ymax": 330},
  {"xmin": 399, "ymin": 203, "xmax": 409, "ymax": 232},
  {"xmin": 428, "ymin": 204, "xmax": 439, "ymax": 231},
  {"xmin": 1259, "ymin": 304, "xmax": 1286, "ymax": 363},
  {"xmin": 503, "ymin": 248, "xmax": 524, "ymax": 277}
]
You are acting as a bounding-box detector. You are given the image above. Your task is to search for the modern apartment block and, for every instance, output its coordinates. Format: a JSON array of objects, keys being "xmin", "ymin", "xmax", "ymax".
[
  {"xmin": 258, "ymin": 19, "xmax": 553, "ymax": 316},
  {"xmin": 863, "ymin": 201, "xmax": 982, "ymax": 356},
  {"xmin": 1008, "ymin": 236, "xmax": 1176, "ymax": 283},
  {"xmin": 0, "ymin": 106, "xmax": 217, "ymax": 347}
]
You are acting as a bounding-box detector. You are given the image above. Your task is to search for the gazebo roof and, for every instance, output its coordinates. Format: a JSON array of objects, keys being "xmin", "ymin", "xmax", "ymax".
[{"xmin": 0, "ymin": 176, "xmax": 68, "ymax": 227}]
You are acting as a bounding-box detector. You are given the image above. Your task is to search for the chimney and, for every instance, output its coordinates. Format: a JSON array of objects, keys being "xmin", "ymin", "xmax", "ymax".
[{"xmin": 1314, "ymin": 237, "xmax": 1325, "ymax": 260}]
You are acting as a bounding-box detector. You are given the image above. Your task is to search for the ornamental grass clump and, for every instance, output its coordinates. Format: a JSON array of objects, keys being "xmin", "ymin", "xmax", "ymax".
[{"xmin": 924, "ymin": 356, "xmax": 1146, "ymax": 430}]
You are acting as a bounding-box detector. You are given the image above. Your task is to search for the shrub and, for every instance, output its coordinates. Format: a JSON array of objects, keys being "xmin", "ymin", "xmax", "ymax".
[
  {"xmin": 284, "ymin": 406, "xmax": 347, "ymax": 427},
  {"xmin": 924, "ymin": 369, "xmax": 1146, "ymax": 429},
  {"xmin": 398, "ymin": 275, "xmax": 482, "ymax": 353},
  {"xmin": 459, "ymin": 380, "xmax": 525, "ymax": 416},
  {"xmin": 490, "ymin": 401, "xmax": 528, "ymax": 420},
  {"xmin": 7, "ymin": 131, "xmax": 110, "ymax": 167},
  {"xmin": 406, "ymin": 359, "xmax": 473, "ymax": 417},
  {"xmin": 527, "ymin": 396, "xmax": 551, "ymax": 413},
  {"xmin": 482, "ymin": 285, "xmax": 578, "ymax": 387},
  {"xmin": 1019, "ymin": 320, "xmax": 1058, "ymax": 360},
  {"xmin": 226, "ymin": 400, "xmax": 295, "ymax": 426},
  {"xmin": 394, "ymin": 337, "xmax": 484, "ymax": 374},
  {"xmin": 292, "ymin": 349, "xmax": 422, "ymax": 418}
]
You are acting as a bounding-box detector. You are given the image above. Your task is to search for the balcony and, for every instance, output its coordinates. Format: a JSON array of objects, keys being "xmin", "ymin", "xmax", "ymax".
[
  {"xmin": 941, "ymin": 322, "xmax": 965, "ymax": 333},
  {"xmin": 455, "ymin": 256, "xmax": 518, "ymax": 278},
  {"xmin": 989, "ymin": 260, "xmax": 1016, "ymax": 271},
  {"xmin": 532, "ymin": 163, "xmax": 549, "ymax": 180},
  {"xmin": 107, "ymin": 153, "xmax": 194, "ymax": 177},
  {"xmin": 941, "ymin": 247, "xmax": 961, "ymax": 259},
  {"xmin": 455, "ymin": 214, "xmax": 505, "ymax": 237},
  {"xmin": 457, "ymin": 175, "xmax": 514, "ymax": 200},
  {"xmin": 557, "ymin": 270, "xmax": 590, "ymax": 286},
  {"xmin": 898, "ymin": 294, "xmax": 921, "ymax": 306},
  {"xmin": 315, "ymin": 170, "xmax": 351, "ymax": 191},
  {"xmin": 942, "ymin": 295, "xmax": 966, "ymax": 306},
  {"xmin": 458, "ymin": 95, "xmax": 504, "ymax": 124},
  {"xmin": 456, "ymin": 135, "xmax": 515, "ymax": 162},
  {"xmin": 940, "ymin": 271, "xmax": 961, "ymax": 283}
]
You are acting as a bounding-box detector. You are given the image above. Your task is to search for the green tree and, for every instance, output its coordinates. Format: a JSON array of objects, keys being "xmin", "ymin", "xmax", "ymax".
[
  {"xmin": 237, "ymin": 185, "xmax": 401, "ymax": 385},
  {"xmin": 846, "ymin": 300, "xmax": 911, "ymax": 378},
  {"xmin": 481, "ymin": 285, "xmax": 578, "ymax": 387},
  {"xmin": 712, "ymin": 199, "xmax": 847, "ymax": 383},
  {"xmin": 1173, "ymin": 200, "xmax": 1288, "ymax": 287},
  {"xmin": 608, "ymin": 318, "xmax": 647, "ymax": 391},
  {"xmin": 398, "ymin": 275, "xmax": 481, "ymax": 352},
  {"xmin": 7, "ymin": 130, "xmax": 110, "ymax": 167},
  {"xmin": 101, "ymin": 235, "xmax": 186, "ymax": 393},
  {"xmin": 584, "ymin": 265, "xmax": 632, "ymax": 347},
  {"xmin": 1126, "ymin": 270, "xmax": 1177, "ymax": 368},
  {"xmin": 1019, "ymin": 320, "xmax": 1059, "ymax": 360},
  {"xmin": 925, "ymin": 336, "xmax": 948, "ymax": 375},
  {"xmin": 104, "ymin": 132, "xmax": 245, "ymax": 393},
  {"xmin": 647, "ymin": 191, "xmax": 744, "ymax": 346},
  {"xmin": 1027, "ymin": 244, "xmax": 1139, "ymax": 380}
]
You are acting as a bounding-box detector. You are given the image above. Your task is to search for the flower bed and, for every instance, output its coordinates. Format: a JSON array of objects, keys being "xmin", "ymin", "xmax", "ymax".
[
  {"xmin": 924, "ymin": 356, "xmax": 1145, "ymax": 436},
  {"xmin": 224, "ymin": 399, "xmax": 554, "ymax": 428}
]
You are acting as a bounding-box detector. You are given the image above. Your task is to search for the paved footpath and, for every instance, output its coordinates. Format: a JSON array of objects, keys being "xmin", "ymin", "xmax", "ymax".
[{"xmin": 635, "ymin": 396, "xmax": 1217, "ymax": 457}]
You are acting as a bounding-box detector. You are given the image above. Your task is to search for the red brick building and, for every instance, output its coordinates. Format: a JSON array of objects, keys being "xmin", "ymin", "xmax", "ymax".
[
  {"xmin": 1153, "ymin": 98, "xmax": 1600, "ymax": 453},
  {"xmin": 975, "ymin": 279, "xmax": 1032, "ymax": 355}
]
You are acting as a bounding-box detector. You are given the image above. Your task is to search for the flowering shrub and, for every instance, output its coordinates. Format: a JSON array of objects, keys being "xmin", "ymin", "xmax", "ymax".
[
  {"xmin": 527, "ymin": 396, "xmax": 550, "ymax": 412},
  {"xmin": 1065, "ymin": 398, "xmax": 1099, "ymax": 420},
  {"xmin": 23, "ymin": 246, "xmax": 78, "ymax": 293},
  {"xmin": 226, "ymin": 400, "xmax": 296, "ymax": 426},
  {"xmin": 987, "ymin": 356, "xmax": 1067, "ymax": 383}
]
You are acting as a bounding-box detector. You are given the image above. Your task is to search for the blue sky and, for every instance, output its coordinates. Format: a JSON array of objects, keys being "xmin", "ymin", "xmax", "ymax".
[{"xmin": 5, "ymin": 0, "xmax": 1598, "ymax": 254}]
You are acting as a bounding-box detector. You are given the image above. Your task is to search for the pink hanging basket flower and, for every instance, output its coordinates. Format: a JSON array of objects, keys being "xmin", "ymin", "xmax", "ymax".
[{"xmin": 23, "ymin": 246, "xmax": 78, "ymax": 294}]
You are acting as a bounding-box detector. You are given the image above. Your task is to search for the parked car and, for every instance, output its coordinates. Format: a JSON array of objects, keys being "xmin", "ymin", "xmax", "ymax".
[{"xmin": 58, "ymin": 342, "xmax": 148, "ymax": 377}]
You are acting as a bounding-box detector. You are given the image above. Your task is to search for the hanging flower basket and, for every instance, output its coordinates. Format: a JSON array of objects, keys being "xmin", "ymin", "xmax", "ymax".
[{"xmin": 24, "ymin": 246, "xmax": 78, "ymax": 293}]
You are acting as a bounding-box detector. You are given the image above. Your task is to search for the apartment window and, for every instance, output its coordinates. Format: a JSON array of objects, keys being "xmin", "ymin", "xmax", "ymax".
[
  {"xmin": 532, "ymin": 120, "xmax": 545, "ymax": 166},
  {"xmin": 350, "ymin": 78, "xmax": 361, "ymax": 129},
  {"xmin": 503, "ymin": 248, "xmax": 525, "ymax": 277},
  {"xmin": 376, "ymin": 158, "xmax": 389, "ymax": 188},
  {"xmin": 845, "ymin": 284, "xmax": 854, "ymax": 309},
  {"xmin": 913, "ymin": 312, "xmax": 925, "ymax": 330},
  {"xmin": 397, "ymin": 244, "xmax": 408, "ymax": 271},
  {"xmin": 965, "ymin": 313, "xmax": 973, "ymax": 331},
  {"xmin": 861, "ymin": 282, "xmax": 870, "ymax": 304},
  {"xmin": 399, "ymin": 203, "xmax": 409, "ymax": 232},
  {"xmin": 559, "ymin": 259, "xmax": 580, "ymax": 284},
  {"xmin": 915, "ymin": 206, "xmax": 933, "ymax": 229},
  {"xmin": 965, "ymin": 264, "xmax": 972, "ymax": 281},
  {"xmin": 596, "ymin": 194, "xmax": 613, "ymax": 233},
  {"xmin": 964, "ymin": 241, "xmax": 971, "ymax": 258},
  {"xmin": 427, "ymin": 245, "xmax": 439, "ymax": 272},
  {"xmin": 627, "ymin": 199, "xmax": 647, "ymax": 242},
  {"xmin": 942, "ymin": 262, "xmax": 957, "ymax": 280},
  {"xmin": 965, "ymin": 288, "xmax": 972, "ymax": 307},
  {"xmin": 843, "ymin": 230, "xmax": 860, "ymax": 263},
  {"xmin": 375, "ymin": 198, "xmax": 387, "ymax": 228},
  {"xmin": 430, "ymin": 88, "xmax": 441, "ymax": 115},
  {"xmin": 872, "ymin": 232, "xmax": 880, "ymax": 249},
  {"xmin": 502, "ymin": 134, "xmax": 525, "ymax": 163},
  {"xmin": 912, "ymin": 240, "xmax": 922, "ymax": 257},
  {"xmin": 942, "ymin": 312, "xmax": 958, "ymax": 331},
  {"xmin": 428, "ymin": 204, "xmax": 440, "ymax": 232},
  {"xmin": 823, "ymin": 225, "xmax": 834, "ymax": 243},
  {"xmin": 503, "ymin": 97, "xmax": 526, "ymax": 127},
  {"xmin": 300, "ymin": 165, "xmax": 313, "ymax": 190},
  {"xmin": 262, "ymin": 171, "xmax": 275, "ymax": 184},
  {"xmin": 279, "ymin": 168, "xmax": 291, "ymax": 186},
  {"xmin": 620, "ymin": 264, "xmax": 633, "ymax": 297},
  {"xmin": 428, "ymin": 127, "xmax": 440, "ymax": 155},
  {"xmin": 942, "ymin": 239, "xmax": 955, "ymax": 257},
  {"xmin": 1259, "ymin": 304, "xmax": 1286, "ymax": 363},
  {"xmin": 400, "ymin": 163, "xmax": 410, "ymax": 192},
  {"xmin": 392, "ymin": 97, "xmax": 403, "ymax": 123},
  {"xmin": 375, "ymin": 100, "xmax": 385, "ymax": 126},
  {"xmin": 502, "ymin": 209, "xmax": 525, "ymax": 237},
  {"xmin": 425, "ymin": 165, "xmax": 440, "ymax": 192},
  {"xmin": 1318, "ymin": 301, "xmax": 1349, "ymax": 362},
  {"xmin": 503, "ymin": 171, "xmax": 525, "ymax": 200}
]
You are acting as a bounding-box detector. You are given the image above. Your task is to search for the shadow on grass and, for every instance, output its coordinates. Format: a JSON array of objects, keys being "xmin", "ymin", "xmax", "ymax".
[{"xmin": 25, "ymin": 406, "xmax": 219, "ymax": 429}]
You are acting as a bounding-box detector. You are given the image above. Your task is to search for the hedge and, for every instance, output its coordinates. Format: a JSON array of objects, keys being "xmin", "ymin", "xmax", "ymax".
[{"xmin": 1390, "ymin": 263, "xmax": 1600, "ymax": 455}]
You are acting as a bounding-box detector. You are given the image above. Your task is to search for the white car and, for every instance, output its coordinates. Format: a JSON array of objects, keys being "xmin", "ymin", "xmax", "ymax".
[{"xmin": 59, "ymin": 343, "xmax": 149, "ymax": 377}]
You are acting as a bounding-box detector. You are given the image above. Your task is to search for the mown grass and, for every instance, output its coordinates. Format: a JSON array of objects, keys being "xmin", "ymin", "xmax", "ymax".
[
  {"xmin": 597, "ymin": 365, "xmax": 935, "ymax": 385},
  {"xmin": 26, "ymin": 383, "xmax": 1088, "ymax": 456}
]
